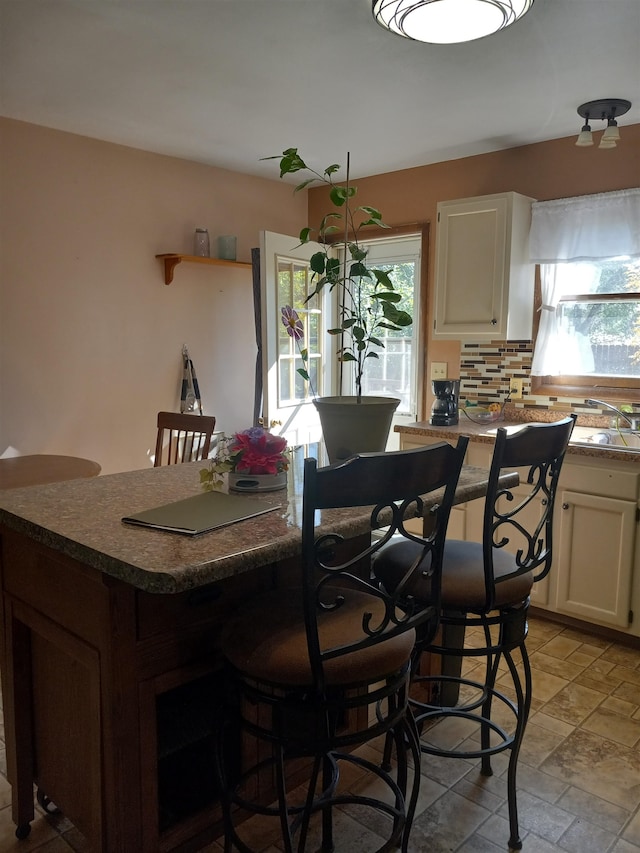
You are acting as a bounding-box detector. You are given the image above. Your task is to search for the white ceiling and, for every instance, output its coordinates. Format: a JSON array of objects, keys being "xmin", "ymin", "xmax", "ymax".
[{"xmin": 1, "ymin": 0, "xmax": 639, "ymax": 182}]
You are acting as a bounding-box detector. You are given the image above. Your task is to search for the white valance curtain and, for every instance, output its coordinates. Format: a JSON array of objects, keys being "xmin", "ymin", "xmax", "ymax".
[
  {"xmin": 529, "ymin": 188, "xmax": 640, "ymax": 375},
  {"xmin": 529, "ymin": 187, "xmax": 640, "ymax": 263}
]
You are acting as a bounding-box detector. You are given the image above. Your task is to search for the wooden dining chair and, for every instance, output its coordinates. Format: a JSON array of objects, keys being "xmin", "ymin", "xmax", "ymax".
[
  {"xmin": 372, "ymin": 416, "xmax": 576, "ymax": 852},
  {"xmin": 153, "ymin": 411, "xmax": 217, "ymax": 467}
]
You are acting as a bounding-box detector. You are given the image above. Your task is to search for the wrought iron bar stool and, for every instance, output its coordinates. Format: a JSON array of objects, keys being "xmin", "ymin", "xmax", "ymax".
[
  {"xmin": 213, "ymin": 438, "xmax": 468, "ymax": 852},
  {"xmin": 372, "ymin": 416, "xmax": 576, "ymax": 852}
]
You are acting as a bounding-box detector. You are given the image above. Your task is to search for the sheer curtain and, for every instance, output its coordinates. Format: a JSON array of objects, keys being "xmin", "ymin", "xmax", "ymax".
[{"xmin": 529, "ymin": 188, "xmax": 640, "ymax": 376}]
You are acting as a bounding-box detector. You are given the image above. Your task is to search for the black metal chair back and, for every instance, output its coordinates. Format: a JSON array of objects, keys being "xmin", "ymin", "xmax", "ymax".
[
  {"xmin": 301, "ymin": 438, "xmax": 469, "ymax": 694},
  {"xmin": 479, "ymin": 414, "xmax": 577, "ymax": 611}
]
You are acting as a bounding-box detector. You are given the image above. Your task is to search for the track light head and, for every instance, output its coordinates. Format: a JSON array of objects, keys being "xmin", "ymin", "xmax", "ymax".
[{"xmin": 575, "ymin": 123, "xmax": 594, "ymax": 147}]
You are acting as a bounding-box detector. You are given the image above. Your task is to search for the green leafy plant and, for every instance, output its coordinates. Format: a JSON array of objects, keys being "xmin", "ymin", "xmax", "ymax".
[{"xmin": 265, "ymin": 148, "xmax": 413, "ymax": 402}]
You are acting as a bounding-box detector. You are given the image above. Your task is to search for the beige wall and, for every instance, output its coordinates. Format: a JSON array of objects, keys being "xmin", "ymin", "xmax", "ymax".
[
  {"xmin": 308, "ymin": 126, "xmax": 640, "ymax": 418},
  {"xmin": 0, "ymin": 119, "xmax": 307, "ymax": 474},
  {"xmin": 2, "ymin": 120, "xmax": 638, "ymax": 473}
]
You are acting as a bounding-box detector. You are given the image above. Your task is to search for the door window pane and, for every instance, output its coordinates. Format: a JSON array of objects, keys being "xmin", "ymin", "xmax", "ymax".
[
  {"xmin": 356, "ymin": 252, "xmax": 418, "ymax": 416},
  {"xmin": 276, "ymin": 258, "xmax": 323, "ymax": 405}
]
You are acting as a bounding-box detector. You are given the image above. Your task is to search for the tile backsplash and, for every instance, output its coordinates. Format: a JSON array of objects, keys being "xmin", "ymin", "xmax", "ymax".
[
  {"xmin": 457, "ymin": 340, "xmax": 637, "ymax": 421},
  {"xmin": 459, "ymin": 340, "xmax": 532, "ymax": 406}
]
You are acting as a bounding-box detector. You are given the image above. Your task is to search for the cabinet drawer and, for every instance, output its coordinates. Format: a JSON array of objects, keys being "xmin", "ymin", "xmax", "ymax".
[
  {"xmin": 136, "ymin": 565, "xmax": 274, "ymax": 640},
  {"xmin": 466, "ymin": 444, "xmax": 492, "ymax": 468},
  {"xmin": 561, "ymin": 463, "xmax": 638, "ymax": 500},
  {"xmin": 1, "ymin": 529, "xmax": 109, "ymax": 644},
  {"xmin": 400, "ymin": 436, "xmax": 453, "ymax": 449}
]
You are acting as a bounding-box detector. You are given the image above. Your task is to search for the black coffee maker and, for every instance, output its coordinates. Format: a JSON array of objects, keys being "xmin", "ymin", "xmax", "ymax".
[{"xmin": 430, "ymin": 379, "xmax": 460, "ymax": 426}]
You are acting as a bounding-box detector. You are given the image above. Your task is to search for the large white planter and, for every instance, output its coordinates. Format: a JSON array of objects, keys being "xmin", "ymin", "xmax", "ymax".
[{"xmin": 314, "ymin": 396, "xmax": 400, "ymax": 464}]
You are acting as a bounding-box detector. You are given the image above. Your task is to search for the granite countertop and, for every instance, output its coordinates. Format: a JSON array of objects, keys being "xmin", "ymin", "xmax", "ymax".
[
  {"xmin": 398, "ymin": 411, "xmax": 640, "ymax": 465},
  {"xmin": 0, "ymin": 450, "xmax": 513, "ymax": 595}
]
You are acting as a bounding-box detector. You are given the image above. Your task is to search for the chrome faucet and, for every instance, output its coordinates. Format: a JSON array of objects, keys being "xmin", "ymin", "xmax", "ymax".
[{"xmin": 586, "ymin": 399, "xmax": 640, "ymax": 430}]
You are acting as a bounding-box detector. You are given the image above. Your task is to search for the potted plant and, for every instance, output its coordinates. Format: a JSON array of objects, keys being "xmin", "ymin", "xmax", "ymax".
[{"xmin": 267, "ymin": 148, "xmax": 413, "ymax": 461}]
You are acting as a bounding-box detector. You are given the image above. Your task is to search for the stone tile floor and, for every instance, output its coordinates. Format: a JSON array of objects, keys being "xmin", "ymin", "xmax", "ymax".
[{"xmin": 1, "ymin": 615, "xmax": 639, "ymax": 852}]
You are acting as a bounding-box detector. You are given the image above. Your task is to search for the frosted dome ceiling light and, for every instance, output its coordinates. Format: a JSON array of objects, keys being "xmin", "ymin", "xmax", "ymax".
[{"xmin": 372, "ymin": 0, "xmax": 535, "ymax": 44}]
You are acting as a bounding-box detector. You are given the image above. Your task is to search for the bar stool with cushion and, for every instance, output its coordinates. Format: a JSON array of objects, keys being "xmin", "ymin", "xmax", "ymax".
[
  {"xmin": 213, "ymin": 437, "xmax": 468, "ymax": 853},
  {"xmin": 372, "ymin": 416, "xmax": 576, "ymax": 852},
  {"xmin": 153, "ymin": 411, "xmax": 217, "ymax": 466}
]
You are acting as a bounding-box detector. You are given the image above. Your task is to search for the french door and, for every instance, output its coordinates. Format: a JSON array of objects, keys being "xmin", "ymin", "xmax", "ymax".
[{"xmin": 259, "ymin": 231, "xmax": 336, "ymax": 449}]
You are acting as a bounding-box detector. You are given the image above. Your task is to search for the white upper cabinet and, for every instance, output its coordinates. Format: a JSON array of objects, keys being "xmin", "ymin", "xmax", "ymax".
[{"xmin": 433, "ymin": 192, "xmax": 536, "ymax": 340}]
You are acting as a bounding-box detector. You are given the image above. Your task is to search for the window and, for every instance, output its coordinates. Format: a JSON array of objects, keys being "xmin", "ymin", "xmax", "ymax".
[
  {"xmin": 529, "ymin": 189, "xmax": 640, "ymax": 397},
  {"xmin": 277, "ymin": 258, "xmax": 323, "ymax": 404},
  {"xmin": 343, "ymin": 235, "xmax": 420, "ymax": 418},
  {"xmin": 358, "ymin": 258, "xmax": 416, "ymax": 412},
  {"xmin": 540, "ymin": 257, "xmax": 640, "ymax": 379}
]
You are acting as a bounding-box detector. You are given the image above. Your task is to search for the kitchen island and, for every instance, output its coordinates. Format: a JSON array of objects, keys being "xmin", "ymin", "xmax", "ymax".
[{"xmin": 0, "ymin": 450, "xmax": 516, "ymax": 853}]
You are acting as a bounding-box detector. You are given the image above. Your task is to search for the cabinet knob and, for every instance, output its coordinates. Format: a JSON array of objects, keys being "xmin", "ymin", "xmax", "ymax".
[
  {"xmin": 541, "ymin": 498, "xmax": 548, "ymax": 506},
  {"xmin": 491, "ymin": 318, "xmax": 497, "ymax": 325},
  {"xmin": 562, "ymin": 502, "xmax": 569, "ymax": 510}
]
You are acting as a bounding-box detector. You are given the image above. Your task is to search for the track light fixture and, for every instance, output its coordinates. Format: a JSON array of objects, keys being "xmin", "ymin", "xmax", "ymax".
[
  {"xmin": 372, "ymin": 0, "xmax": 534, "ymax": 44},
  {"xmin": 575, "ymin": 99, "xmax": 631, "ymax": 149}
]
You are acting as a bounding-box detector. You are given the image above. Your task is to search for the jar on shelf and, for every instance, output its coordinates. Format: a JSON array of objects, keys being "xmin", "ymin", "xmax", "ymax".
[
  {"xmin": 193, "ymin": 228, "xmax": 210, "ymax": 257},
  {"xmin": 217, "ymin": 235, "xmax": 237, "ymax": 261}
]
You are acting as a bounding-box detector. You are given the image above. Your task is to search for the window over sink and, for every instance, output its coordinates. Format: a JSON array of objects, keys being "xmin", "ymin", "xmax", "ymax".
[{"xmin": 529, "ymin": 188, "xmax": 640, "ymax": 400}]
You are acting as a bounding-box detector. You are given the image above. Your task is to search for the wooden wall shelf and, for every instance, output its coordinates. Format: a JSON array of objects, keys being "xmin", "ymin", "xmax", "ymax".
[{"xmin": 156, "ymin": 253, "xmax": 252, "ymax": 285}]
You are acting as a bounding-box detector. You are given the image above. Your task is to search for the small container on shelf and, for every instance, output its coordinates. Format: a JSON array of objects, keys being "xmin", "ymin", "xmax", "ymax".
[
  {"xmin": 217, "ymin": 235, "xmax": 237, "ymax": 261},
  {"xmin": 193, "ymin": 228, "xmax": 210, "ymax": 257}
]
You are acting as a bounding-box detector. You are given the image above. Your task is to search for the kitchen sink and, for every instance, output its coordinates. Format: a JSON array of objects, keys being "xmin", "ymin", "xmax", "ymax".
[
  {"xmin": 485, "ymin": 423, "xmax": 640, "ymax": 452},
  {"xmin": 569, "ymin": 425, "xmax": 640, "ymax": 450}
]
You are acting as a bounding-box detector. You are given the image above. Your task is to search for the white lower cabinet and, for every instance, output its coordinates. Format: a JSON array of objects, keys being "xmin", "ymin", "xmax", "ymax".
[
  {"xmin": 400, "ymin": 432, "xmax": 640, "ymax": 637},
  {"xmin": 555, "ymin": 463, "xmax": 637, "ymax": 630}
]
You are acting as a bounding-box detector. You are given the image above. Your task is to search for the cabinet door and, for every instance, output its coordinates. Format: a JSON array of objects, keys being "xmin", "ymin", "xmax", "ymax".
[
  {"xmin": 433, "ymin": 192, "xmax": 534, "ymax": 340},
  {"xmin": 555, "ymin": 490, "xmax": 636, "ymax": 628},
  {"xmin": 434, "ymin": 196, "xmax": 508, "ymax": 338}
]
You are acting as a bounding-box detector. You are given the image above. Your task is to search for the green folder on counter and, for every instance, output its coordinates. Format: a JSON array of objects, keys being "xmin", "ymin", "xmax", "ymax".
[{"xmin": 122, "ymin": 490, "xmax": 282, "ymax": 536}]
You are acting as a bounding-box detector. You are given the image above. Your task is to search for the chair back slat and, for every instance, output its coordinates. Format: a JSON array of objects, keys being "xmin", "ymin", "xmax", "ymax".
[{"xmin": 154, "ymin": 411, "xmax": 217, "ymax": 467}]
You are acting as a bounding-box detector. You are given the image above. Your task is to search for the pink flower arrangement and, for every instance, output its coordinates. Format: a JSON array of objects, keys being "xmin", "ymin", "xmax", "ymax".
[
  {"xmin": 230, "ymin": 428, "xmax": 288, "ymax": 475},
  {"xmin": 201, "ymin": 427, "xmax": 289, "ymax": 490}
]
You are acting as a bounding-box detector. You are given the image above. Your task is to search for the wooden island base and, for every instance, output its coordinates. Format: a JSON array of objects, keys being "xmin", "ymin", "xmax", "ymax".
[
  {"xmin": 0, "ymin": 459, "xmax": 511, "ymax": 851},
  {"xmin": 2, "ymin": 528, "xmax": 277, "ymax": 851}
]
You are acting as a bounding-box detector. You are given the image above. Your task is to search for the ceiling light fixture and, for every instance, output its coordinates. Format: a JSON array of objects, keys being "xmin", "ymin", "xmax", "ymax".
[
  {"xmin": 575, "ymin": 99, "xmax": 631, "ymax": 149},
  {"xmin": 372, "ymin": 0, "xmax": 535, "ymax": 44}
]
